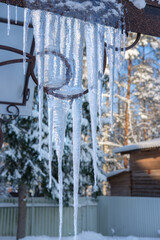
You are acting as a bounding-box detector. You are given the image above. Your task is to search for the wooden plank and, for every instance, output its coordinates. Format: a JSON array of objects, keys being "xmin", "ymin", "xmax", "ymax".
[
  {"xmin": 132, "ymin": 180, "xmax": 160, "ymax": 185},
  {"xmin": 130, "ymin": 158, "xmax": 160, "ymax": 171},
  {"xmin": 132, "ymin": 184, "xmax": 160, "ymax": 189},
  {"xmin": 130, "ymin": 149, "xmax": 160, "ymax": 157},
  {"xmin": 132, "ymin": 192, "xmax": 160, "ymax": 197},
  {"xmin": 111, "ymin": 189, "xmax": 131, "ymax": 196},
  {"xmin": 132, "ymin": 173, "xmax": 160, "ymax": 178},
  {"xmin": 132, "ymin": 169, "xmax": 160, "ymax": 175},
  {"xmin": 132, "ymin": 188, "xmax": 160, "ymax": 193},
  {"xmin": 0, "ymin": 0, "xmax": 160, "ymax": 37}
]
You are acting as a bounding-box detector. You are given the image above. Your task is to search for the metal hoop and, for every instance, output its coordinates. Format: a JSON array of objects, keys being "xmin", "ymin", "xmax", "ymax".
[
  {"xmin": 104, "ymin": 33, "xmax": 141, "ymax": 52},
  {"xmin": 37, "ymin": 50, "xmax": 72, "ymax": 91}
]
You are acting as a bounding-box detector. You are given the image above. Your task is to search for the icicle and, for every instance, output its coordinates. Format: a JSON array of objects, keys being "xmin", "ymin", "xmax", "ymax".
[
  {"xmin": 7, "ymin": 4, "xmax": 10, "ymax": 36},
  {"xmin": 31, "ymin": 10, "xmax": 45, "ymax": 159},
  {"xmin": 116, "ymin": 22, "xmax": 122, "ymax": 72},
  {"xmin": 53, "ymin": 99, "xmax": 68, "ymax": 240},
  {"xmin": 58, "ymin": 150, "xmax": 63, "ymax": 240},
  {"xmin": 47, "ymin": 95, "xmax": 54, "ymax": 188},
  {"xmin": 106, "ymin": 27, "xmax": 116, "ymax": 133},
  {"xmin": 47, "ymin": 15, "xmax": 73, "ymax": 240},
  {"xmin": 15, "ymin": 5, "xmax": 18, "ymax": 24},
  {"xmin": 85, "ymin": 22, "xmax": 98, "ymax": 187},
  {"xmin": 59, "ymin": 16, "xmax": 67, "ymax": 83},
  {"xmin": 121, "ymin": 0, "xmax": 127, "ymax": 58},
  {"xmin": 65, "ymin": 17, "xmax": 74, "ymax": 86},
  {"xmin": 44, "ymin": 12, "xmax": 61, "ymax": 89},
  {"xmin": 72, "ymin": 18, "xmax": 84, "ymax": 240},
  {"xmin": 97, "ymin": 24, "xmax": 104, "ymax": 132},
  {"xmin": 23, "ymin": 8, "xmax": 31, "ymax": 74},
  {"xmin": 123, "ymin": 29, "xmax": 126, "ymax": 58},
  {"xmin": 52, "ymin": 14, "xmax": 61, "ymax": 82}
]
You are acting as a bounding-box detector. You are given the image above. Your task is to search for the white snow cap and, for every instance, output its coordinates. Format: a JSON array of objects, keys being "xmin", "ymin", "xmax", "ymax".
[
  {"xmin": 114, "ymin": 138, "xmax": 160, "ymax": 154},
  {"xmin": 129, "ymin": 0, "xmax": 146, "ymax": 9}
]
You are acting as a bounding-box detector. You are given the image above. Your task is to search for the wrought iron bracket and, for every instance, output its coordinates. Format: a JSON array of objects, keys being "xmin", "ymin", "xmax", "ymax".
[{"xmin": 104, "ymin": 33, "xmax": 141, "ymax": 52}]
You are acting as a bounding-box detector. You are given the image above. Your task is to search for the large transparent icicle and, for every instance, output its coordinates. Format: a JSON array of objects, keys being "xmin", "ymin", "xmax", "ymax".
[
  {"xmin": 85, "ymin": 22, "xmax": 98, "ymax": 187},
  {"xmin": 72, "ymin": 19, "xmax": 84, "ymax": 240},
  {"xmin": 51, "ymin": 16, "xmax": 74, "ymax": 240},
  {"xmin": 65, "ymin": 17, "xmax": 74, "ymax": 87},
  {"xmin": 47, "ymin": 95, "xmax": 54, "ymax": 189},
  {"xmin": 123, "ymin": 29, "xmax": 126, "ymax": 58},
  {"xmin": 44, "ymin": 12, "xmax": 61, "ymax": 88},
  {"xmin": 44, "ymin": 12, "xmax": 61, "ymax": 189},
  {"xmin": 59, "ymin": 17, "xmax": 67, "ymax": 83},
  {"xmin": 115, "ymin": 24, "xmax": 122, "ymax": 72},
  {"xmin": 97, "ymin": 24, "xmax": 104, "ymax": 132},
  {"xmin": 32, "ymin": 10, "xmax": 45, "ymax": 158},
  {"xmin": 53, "ymin": 98, "xmax": 68, "ymax": 240},
  {"xmin": 105, "ymin": 27, "xmax": 116, "ymax": 133},
  {"xmin": 23, "ymin": 8, "xmax": 31, "ymax": 74}
]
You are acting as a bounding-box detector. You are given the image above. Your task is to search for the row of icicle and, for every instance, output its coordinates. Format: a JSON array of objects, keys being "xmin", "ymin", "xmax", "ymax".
[{"xmin": 6, "ymin": 4, "xmax": 126, "ymax": 240}]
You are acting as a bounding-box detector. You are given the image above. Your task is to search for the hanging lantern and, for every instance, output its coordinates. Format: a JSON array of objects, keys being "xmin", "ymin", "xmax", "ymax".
[{"xmin": 0, "ymin": 1, "xmax": 159, "ymax": 240}]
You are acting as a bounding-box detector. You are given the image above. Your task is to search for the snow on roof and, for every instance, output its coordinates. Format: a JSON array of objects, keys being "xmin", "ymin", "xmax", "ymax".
[
  {"xmin": 106, "ymin": 168, "xmax": 130, "ymax": 180},
  {"xmin": 129, "ymin": 0, "xmax": 146, "ymax": 10},
  {"xmin": 114, "ymin": 138, "xmax": 160, "ymax": 154}
]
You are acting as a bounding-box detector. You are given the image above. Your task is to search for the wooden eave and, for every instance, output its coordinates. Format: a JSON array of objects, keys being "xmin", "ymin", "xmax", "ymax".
[
  {"xmin": 117, "ymin": 147, "xmax": 160, "ymax": 155},
  {"xmin": 107, "ymin": 170, "xmax": 131, "ymax": 180}
]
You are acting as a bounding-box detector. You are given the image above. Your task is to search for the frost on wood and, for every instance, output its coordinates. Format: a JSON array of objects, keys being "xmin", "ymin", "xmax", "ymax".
[{"xmin": 23, "ymin": 1, "xmax": 126, "ymax": 239}]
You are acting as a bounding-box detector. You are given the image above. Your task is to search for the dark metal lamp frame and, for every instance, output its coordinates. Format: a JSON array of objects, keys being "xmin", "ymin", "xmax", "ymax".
[{"xmin": 0, "ymin": 1, "xmax": 143, "ymax": 149}]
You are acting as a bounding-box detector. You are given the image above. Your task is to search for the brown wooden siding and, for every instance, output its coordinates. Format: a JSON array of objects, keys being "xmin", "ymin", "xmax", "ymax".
[
  {"xmin": 108, "ymin": 172, "xmax": 131, "ymax": 196},
  {"xmin": 130, "ymin": 149, "xmax": 160, "ymax": 197}
]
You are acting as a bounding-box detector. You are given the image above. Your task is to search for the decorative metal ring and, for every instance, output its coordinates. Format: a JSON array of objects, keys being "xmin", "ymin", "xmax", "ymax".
[
  {"xmin": 37, "ymin": 49, "xmax": 72, "ymax": 91},
  {"xmin": 6, "ymin": 104, "xmax": 20, "ymax": 117},
  {"xmin": 38, "ymin": 50, "xmax": 89, "ymax": 100}
]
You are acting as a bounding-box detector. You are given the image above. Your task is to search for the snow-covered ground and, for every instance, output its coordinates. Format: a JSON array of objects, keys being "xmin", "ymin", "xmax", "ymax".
[{"xmin": 0, "ymin": 232, "xmax": 159, "ymax": 240}]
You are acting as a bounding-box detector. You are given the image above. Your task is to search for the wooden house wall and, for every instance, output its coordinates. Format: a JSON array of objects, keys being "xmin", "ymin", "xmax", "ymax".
[
  {"xmin": 130, "ymin": 149, "xmax": 160, "ymax": 197},
  {"xmin": 108, "ymin": 172, "xmax": 131, "ymax": 196}
]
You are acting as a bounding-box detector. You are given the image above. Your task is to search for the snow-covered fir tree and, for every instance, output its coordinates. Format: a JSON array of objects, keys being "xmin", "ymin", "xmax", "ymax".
[
  {"xmin": 99, "ymin": 33, "xmax": 160, "ymax": 169},
  {"xmin": 1, "ymin": 86, "xmax": 106, "ymax": 204},
  {"xmin": 1, "ymin": 89, "xmax": 58, "ymax": 199}
]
